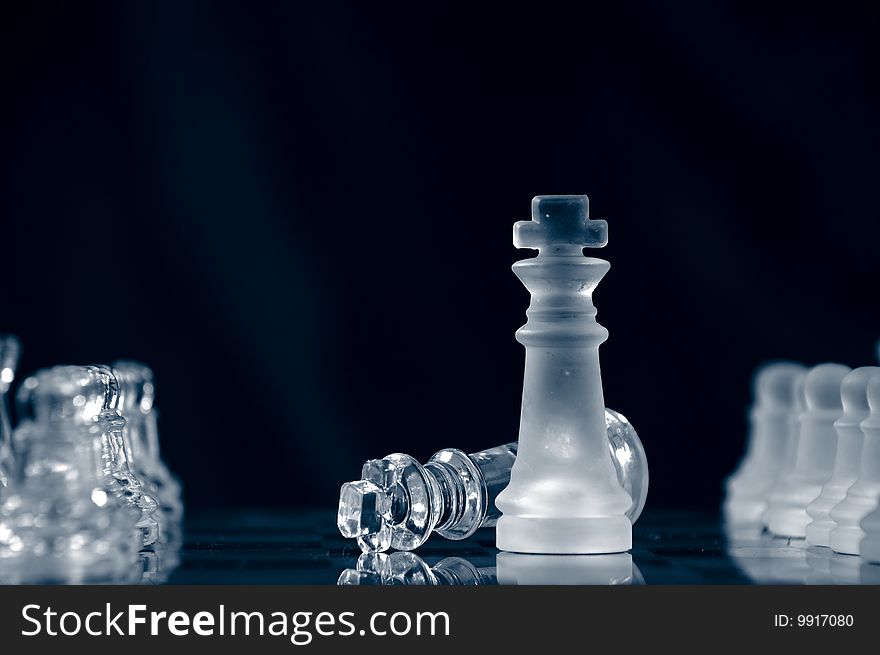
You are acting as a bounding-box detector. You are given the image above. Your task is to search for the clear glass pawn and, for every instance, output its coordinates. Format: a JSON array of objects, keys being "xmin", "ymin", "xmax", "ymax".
[
  {"xmin": 0, "ymin": 335, "xmax": 22, "ymax": 490},
  {"xmin": 338, "ymin": 408, "xmax": 648, "ymax": 553},
  {"xmin": 0, "ymin": 365, "xmax": 142, "ymax": 583},
  {"xmin": 19, "ymin": 365, "xmax": 160, "ymax": 547},
  {"xmin": 113, "ymin": 361, "xmax": 184, "ymax": 535}
]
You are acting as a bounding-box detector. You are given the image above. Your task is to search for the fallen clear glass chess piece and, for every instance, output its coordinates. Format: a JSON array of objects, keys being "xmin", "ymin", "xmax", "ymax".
[
  {"xmin": 0, "ymin": 365, "xmax": 143, "ymax": 583},
  {"xmin": 337, "ymin": 408, "xmax": 648, "ymax": 553}
]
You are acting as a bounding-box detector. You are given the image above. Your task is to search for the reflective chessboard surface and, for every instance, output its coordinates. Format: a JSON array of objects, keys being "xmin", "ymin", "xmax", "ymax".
[{"xmin": 159, "ymin": 509, "xmax": 880, "ymax": 585}]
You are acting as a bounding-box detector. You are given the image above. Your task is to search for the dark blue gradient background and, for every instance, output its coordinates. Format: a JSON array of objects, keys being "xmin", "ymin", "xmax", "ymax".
[{"xmin": 2, "ymin": 1, "xmax": 878, "ymax": 513}]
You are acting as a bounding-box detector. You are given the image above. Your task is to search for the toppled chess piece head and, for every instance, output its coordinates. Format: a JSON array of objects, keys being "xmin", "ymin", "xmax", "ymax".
[{"xmin": 337, "ymin": 408, "xmax": 648, "ymax": 553}]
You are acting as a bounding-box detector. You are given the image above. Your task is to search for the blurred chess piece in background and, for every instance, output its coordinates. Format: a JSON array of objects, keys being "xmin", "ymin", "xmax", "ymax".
[
  {"xmin": 0, "ymin": 366, "xmax": 143, "ymax": 583},
  {"xmin": 0, "ymin": 335, "xmax": 21, "ymax": 490},
  {"xmin": 724, "ymin": 362, "xmax": 806, "ymax": 528}
]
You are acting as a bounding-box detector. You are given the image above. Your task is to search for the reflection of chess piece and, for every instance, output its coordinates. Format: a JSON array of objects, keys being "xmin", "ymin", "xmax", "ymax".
[
  {"xmin": 726, "ymin": 532, "xmax": 800, "ymax": 584},
  {"xmin": 764, "ymin": 363, "xmax": 850, "ymax": 538},
  {"xmin": 803, "ymin": 546, "xmax": 836, "ymax": 584},
  {"xmin": 337, "ymin": 551, "xmax": 643, "ymax": 586},
  {"xmin": 725, "ymin": 362, "xmax": 806, "ymax": 526},
  {"xmin": 860, "ymin": 503, "xmax": 880, "ymax": 563},
  {"xmin": 806, "ymin": 367, "xmax": 879, "ymax": 546},
  {"xmin": 337, "ymin": 408, "xmax": 647, "ymax": 553},
  {"xmin": 827, "ymin": 551, "xmax": 863, "ymax": 584},
  {"xmin": 0, "ymin": 366, "xmax": 141, "ymax": 583},
  {"xmin": 337, "ymin": 552, "xmax": 497, "ymax": 586},
  {"xmin": 0, "ymin": 335, "xmax": 21, "ymax": 490},
  {"xmin": 496, "ymin": 196, "xmax": 632, "ymax": 554},
  {"xmin": 138, "ymin": 539, "xmax": 182, "ymax": 585},
  {"xmin": 830, "ymin": 372, "xmax": 880, "ymax": 555},
  {"xmin": 804, "ymin": 547, "xmax": 874, "ymax": 585},
  {"xmin": 496, "ymin": 552, "xmax": 642, "ymax": 585}
]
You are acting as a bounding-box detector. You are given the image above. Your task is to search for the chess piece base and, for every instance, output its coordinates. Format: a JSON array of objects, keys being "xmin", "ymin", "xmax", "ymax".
[
  {"xmin": 805, "ymin": 519, "xmax": 834, "ymax": 547},
  {"xmin": 829, "ymin": 525, "xmax": 865, "ymax": 555},
  {"xmin": 861, "ymin": 538, "xmax": 880, "ymax": 563},
  {"xmin": 496, "ymin": 515, "xmax": 631, "ymax": 554},
  {"xmin": 723, "ymin": 498, "xmax": 767, "ymax": 527},
  {"xmin": 767, "ymin": 505, "xmax": 813, "ymax": 538}
]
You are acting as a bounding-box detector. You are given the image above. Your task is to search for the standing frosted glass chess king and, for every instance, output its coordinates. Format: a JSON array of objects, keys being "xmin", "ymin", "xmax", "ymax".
[{"xmin": 495, "ymin": 195, "xmax": 633, "ymax": 554}]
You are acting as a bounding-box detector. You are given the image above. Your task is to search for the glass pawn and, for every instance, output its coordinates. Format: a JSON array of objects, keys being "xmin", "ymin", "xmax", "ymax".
[
  {"xmin": 338, "ymin": 408, "xmax": 648, "ymax": 553},
  {"xmin": 19, "ymin": 365, "xmax": 160, "ymax": 546},
  {"xmin": 113, "ymin": 361, "xmax": 184, "ymax": 535},
  {"xmin": 0, "ymin": 365, "xmax": 142, "ymax": 583},
  {"xmin": 0, "ymin": 335, "xmax": 22, "ymax": 490}
]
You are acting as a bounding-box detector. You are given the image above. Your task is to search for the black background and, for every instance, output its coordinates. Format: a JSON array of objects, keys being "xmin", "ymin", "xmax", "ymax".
[{"xmin": 2, "ymin": 1, "xmax": 878, "ymax": 514}]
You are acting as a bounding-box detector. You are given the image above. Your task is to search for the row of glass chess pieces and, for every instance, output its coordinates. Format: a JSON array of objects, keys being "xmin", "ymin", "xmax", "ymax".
[
  {"xmin": 0, "ymin": 335, "xmax": 182, "ymax": 583},
  {"xmin": 336, "ymin": 408, "xmax": 649, "ymax": 554},
  {"xmin": 724, "ymin": 354, "xmax": 880, "ymax": 563}
]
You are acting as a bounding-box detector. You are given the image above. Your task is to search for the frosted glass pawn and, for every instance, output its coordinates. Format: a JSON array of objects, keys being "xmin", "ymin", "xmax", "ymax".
[
  {"xmin": 495, "ymin": 195, "xmax": 632, "ymax": 554},
  {"xmin": 860, "ymin": 503, "xmax": 880, "ymax": 563},
  {"xmin": 724, "ymin": 362, "xmax": 806, "ymax": 526},
  {"xmin": 0, "ymin": 335, "xmax": 21, "ymax": 490},
  {"xmin": 764, "ymin": 363, "xmax": 850, "ymax": 538},
  {"xmin": 18, "ymin": 365, "xmax": 161, "ymax": 547},
  {"xmin": 805, "ymin": 367, "xmax": 879, "ymax": 547},
  {"xmin": 829, "ymin": 371, "xmax": 880, "ymax": 554},
  {"xmin": 760, "ymin": 370, "xmax": 807, "ymax": 530}
]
